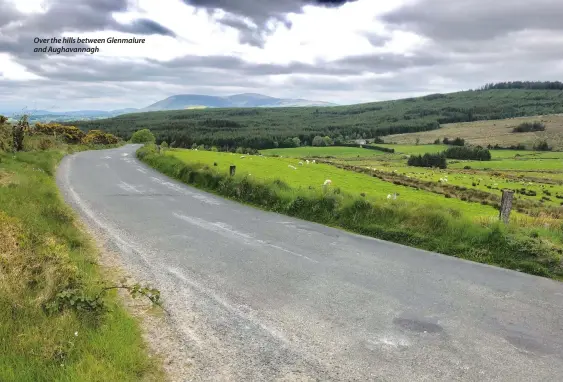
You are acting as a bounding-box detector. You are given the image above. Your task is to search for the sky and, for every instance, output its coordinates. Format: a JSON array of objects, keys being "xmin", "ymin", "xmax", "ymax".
[{"xmin": 1, "ymin": 0, "xmax": 562, "ymax": 111}]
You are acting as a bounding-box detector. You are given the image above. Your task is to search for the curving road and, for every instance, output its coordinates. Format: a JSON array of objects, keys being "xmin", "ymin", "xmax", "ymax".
[{"xmin": 57, "ymin": 144, "xmax": 563, "ymax": 381}]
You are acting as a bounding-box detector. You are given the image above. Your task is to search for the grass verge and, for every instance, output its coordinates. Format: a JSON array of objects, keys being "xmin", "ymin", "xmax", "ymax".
[
  {"xmin": 138, "ymin": 144, "xmax": 562, "ymax": 280},
  {"xmin": 0, "ymin": 144, "xmax": 162, "ymax": 381}
]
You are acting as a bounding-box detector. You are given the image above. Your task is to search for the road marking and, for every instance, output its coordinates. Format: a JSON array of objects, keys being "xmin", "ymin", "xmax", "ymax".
[
  {"xmin": 118, "ymin": 181, "xmax": 143, "ymax": 194},
  {"xmin": 173, "ymin": 213, "xmax": 318, "ymax": 263},
  {"xmin": 150, "ymin": 177, "xmax": 222, "ymax": 205}
]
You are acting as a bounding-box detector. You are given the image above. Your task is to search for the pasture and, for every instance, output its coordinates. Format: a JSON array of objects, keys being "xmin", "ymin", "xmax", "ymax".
[{"xmin": 168, "ymin": 149, "xmax": 501, "ymax": 218}]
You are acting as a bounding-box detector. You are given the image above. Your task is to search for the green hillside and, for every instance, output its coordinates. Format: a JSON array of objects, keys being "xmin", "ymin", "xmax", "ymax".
[{"xmin": 71, "ymin": 86, "xmax": 563, "ymax": 149}]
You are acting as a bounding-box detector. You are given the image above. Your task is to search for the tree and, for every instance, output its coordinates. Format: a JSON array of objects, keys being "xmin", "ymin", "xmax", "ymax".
[
  {"xmin": 160, "ymin": 141, "xmax": 169, "ymax": 149},
  {"xmin": 312, "ymin": 136, "xmax": 325, "ymax": 146},
  {"xmin": 322, "ymin": 136, "xmax": 333, "ymax": 146},
  {"xmin": 13, "ymin": 115, "xmax": 29, "ymax": 152},
  {"xmin": 415, "ymin": 137, "xmax": 420, "ymax": 145},
  {"xmin": 291, "ymin": 137, "xmax": 301, "ymax": 147},
  {"xmin": 130, "ymin": 129, "xmax": 155, "ymax": 143},
  {"xmin": 433, "ymin": 138, "xmax": 440, "ymax": 144}
]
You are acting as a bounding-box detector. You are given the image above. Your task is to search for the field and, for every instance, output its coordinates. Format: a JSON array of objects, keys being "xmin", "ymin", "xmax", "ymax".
[
  {"xmin": 168, "ymin": 149, "xmax": 499, "ymax": 217},
  {"xmin": 70, "ymin": 87, "xmax": 563, "ymax": 150},
  {"xmin": 261, "ymin": 146, "xmax": 387, "ymax": 158},
  {"xmin": 0, "ymin": 136, "xmax": 161, "ymax": 380},
  {"xmin": 302, "ymin": 146, "xmax": 563, "ymax": 210},
  {"xmin": 385, "ymin": 114, "xmax": 563, "ymax": 150}
]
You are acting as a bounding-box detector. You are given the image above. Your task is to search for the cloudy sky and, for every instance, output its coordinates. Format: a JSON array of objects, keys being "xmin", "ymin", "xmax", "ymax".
[{"xmin": 1, "ymin": 0, "xmax": 562, "ymax": 111}]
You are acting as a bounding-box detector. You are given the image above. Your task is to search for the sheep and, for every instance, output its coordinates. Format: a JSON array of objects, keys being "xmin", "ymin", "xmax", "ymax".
[
  {"xmin": 240, "ymin": 155, "xmax": 246, "ymax": 158},
  {"xmin": 312, "ymin": 160, "xmax": 316, "ymax": 164},
  {"xmin": 323, "ymin": 179, "xmax": 332, "ymax": 186},
  {"xmin": 387, "ymin": 193, "xmax": 398, "ymax": 200},
  {"xmin": 306, "ymin": 160, "xmax": 310, "ymax": 164},
  {"xmin": 298, "ymin": 161, "xmax": 303, "ymax": 166},
  {"xmin": 288, "ymin": 165, "xmax": 297, "ymax": 170}
]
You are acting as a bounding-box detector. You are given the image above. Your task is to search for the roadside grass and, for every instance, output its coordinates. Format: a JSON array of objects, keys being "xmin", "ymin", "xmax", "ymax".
[
  {"xmin": 138, "ymin": 144, "xmax": 563, "ymax": 280},
  {"xmin": 0, "ymin": 140, "xmax": 162, "ymax": 381}
]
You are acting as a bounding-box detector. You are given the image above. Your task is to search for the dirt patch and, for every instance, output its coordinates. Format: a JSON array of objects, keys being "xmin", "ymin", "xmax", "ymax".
[{"xmin": 0, "ymin": 170, "xmax": 17, "ymax": 187}]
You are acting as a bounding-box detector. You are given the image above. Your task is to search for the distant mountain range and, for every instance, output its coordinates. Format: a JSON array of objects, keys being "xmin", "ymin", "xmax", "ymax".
[{"xmin": 2, "ymin": 93, "xmax": 336, "ymax": 122}]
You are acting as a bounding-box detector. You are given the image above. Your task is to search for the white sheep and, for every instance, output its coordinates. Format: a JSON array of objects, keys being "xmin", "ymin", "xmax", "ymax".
[
  {"xmin": 306, "ymin": 160, "xmax": 310, "ymax": 164},
  {"xmin": 288, "ymin": 165, "xmax": 297, "ymax": 170},
  {"xmin": 240, "ymin": 155, "xmax": 246, "ymax": 158},
  {"xmin": 298, "ymin": 161, "xmax": 303, "ymax": 166},
  {"xmin": 323, "ymin": 179, "xmax": 332, "ymax": 186},
  {"xmin": 312, "ymin": 160, "xmax": 316, "ymax": 164},
  {"xmin": 387, "ymin": 193, "xmax": 399, "ymax": 200}
]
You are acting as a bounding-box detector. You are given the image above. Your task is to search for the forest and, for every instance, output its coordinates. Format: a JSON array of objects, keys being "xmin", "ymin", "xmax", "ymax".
[{"xmin": 68, "ymin": 84, "xmax": 563, "ymax": 150}]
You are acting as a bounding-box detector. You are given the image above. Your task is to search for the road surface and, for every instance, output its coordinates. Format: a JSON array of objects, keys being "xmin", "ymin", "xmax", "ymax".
[{"xmin": 57, "ymin": 144, "xmax": 563, "ymax": 381}]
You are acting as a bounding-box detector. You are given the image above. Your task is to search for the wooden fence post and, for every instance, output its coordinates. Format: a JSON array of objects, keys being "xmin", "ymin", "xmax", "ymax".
[
  {"xmin": 499, "ymin": 189, "xmax": 514, "ymax": 224},
  {"xmin": 229, "ymin": 165, "xmax": 236, "ymax": 176}
]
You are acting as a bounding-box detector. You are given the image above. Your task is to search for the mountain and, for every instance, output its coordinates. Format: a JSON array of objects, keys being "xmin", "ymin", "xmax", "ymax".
[{"xmin": 140, "ymin": 93, "xmax": 336, "ymax": 112}]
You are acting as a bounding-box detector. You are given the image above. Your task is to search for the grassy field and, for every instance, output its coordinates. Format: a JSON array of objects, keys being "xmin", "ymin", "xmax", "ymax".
[
  {"xmin": 296, "ymin": 145, "xmax": 563, "ymax": 210},
  {"xmin": 169, "ymin": 149, "xmax": 499, "ymax": 217},
  {"xmin": 385, "ymin": 114, "xmax": 563, "ymax": 150},
  {"xmin": 261, "ymin": 146, "xmax": 387, "ymax": 158},
  {"xmin": 138, "ymin": 144, "xmax": 563, "ymax": 279},
  {"xmin": 0, "ymin": 139, "xmax": 161, "ymax": 381}
]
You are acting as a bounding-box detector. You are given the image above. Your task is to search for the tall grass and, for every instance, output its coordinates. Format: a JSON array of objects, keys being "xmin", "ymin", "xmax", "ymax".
[
  {"xmin": 0, "ymin": 143, "xmax": 161, "ymax": 381},
  {"xmin": 138, "ymin": 144, "xmax": 563, "ymax": 280}
]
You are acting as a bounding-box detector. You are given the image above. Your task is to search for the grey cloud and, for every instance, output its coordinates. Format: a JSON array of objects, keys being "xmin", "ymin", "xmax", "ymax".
[
  {"xmin": 116, "ymin": 18, "xmax": 176, "ymax": 37},
  {"xmin": 184, "ymin": 0, "xmax": 358, "ymax": 46},
  {"xmin": 382, "ymin": 0, "xmax": 563, "ymax": 41}
]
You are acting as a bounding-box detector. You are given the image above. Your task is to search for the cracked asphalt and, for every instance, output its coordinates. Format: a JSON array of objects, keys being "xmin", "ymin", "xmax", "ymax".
[{"xmin": 57, "ymin": 144, "xmax": 563, "ymax": 381}]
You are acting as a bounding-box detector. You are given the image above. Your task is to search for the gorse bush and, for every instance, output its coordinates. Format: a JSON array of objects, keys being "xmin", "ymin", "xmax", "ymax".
[
  {"xmin": 407, "ymin": 152, "xmax": 447, "ymax": 168},
  {"xmin": 443, "ymin": 145, "xmax": 492, "ymax": 161},
  {"xmin": 0, "ymin": 115, "xmax": 11, "ymax": 151},
  {"xmin": 130, "ymin": 128, "xmax": 155, "ymax": 143},
  {"xmin": 33, "ymin": 122, "xmax": 85, "ymax": 143},
  {"xmin": 81, "ymin": 129, "xmax": 120, "ymax": 145},
  {"xmin": 137, "ymin": 144, "xmax": 563, "ymax": 280}
]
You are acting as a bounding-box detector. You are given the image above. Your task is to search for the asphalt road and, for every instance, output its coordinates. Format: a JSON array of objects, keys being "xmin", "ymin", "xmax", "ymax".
[{"xmin": 57, "ymin": 144, "xmax": 563, "ymax": 381}]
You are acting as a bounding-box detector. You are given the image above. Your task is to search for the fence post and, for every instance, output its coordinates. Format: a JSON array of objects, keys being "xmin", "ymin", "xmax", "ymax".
[
  {"xmin": 499, "ymin": 189, "xmax": 514, "ymax": 224},
  {"xmin": 229, "ymin": 165, "xmax": 236, "ymax": 176}
]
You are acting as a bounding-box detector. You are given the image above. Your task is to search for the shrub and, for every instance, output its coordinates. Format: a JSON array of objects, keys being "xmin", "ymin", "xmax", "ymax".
[
  {"xmin": 513, "ymin": 121, "xmax": 546, "ymax": 133},
  {"xmin": 407, "ymin": 153, "xmax": 447, "ymax": 168},
  {"xmin": 130, "ymin": 128, "xmax": 155, "ymax": 143},
  {"xmin": 443, "ymin": 146, "xmax": 491, "ymax": 161},
  {"xmin": 82, "ymin": 130, "xmax": 120, "ymax": 145},
  {"xmin": 33, "ymin": 122, "xmax": 85, "ymax": 143},
  {"xmin": 534, "ymin": 140, "xmax": 551, "ymax": 151},
  {"xmin": 0, "ymin": 115, "xmax": 11, "ymax": 151}
]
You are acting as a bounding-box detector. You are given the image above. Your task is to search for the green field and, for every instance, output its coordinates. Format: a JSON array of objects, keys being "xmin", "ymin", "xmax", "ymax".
[
  {"xmin": 261, "ymin": 146, "xmax": 387, "ymax": 158},
  {"xmin": 256, "ymin": 145, "xmax": 563, "ymax": 211},
  {"xmin": 169, "ymin": 149, "xmax": 504, "ymax": 218}
]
